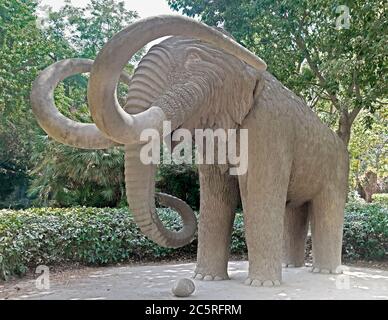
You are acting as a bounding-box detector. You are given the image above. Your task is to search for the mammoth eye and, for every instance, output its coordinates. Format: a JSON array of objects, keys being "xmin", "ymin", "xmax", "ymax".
[{"xmin": 186, "ymin": 52, "xmax": 202, "ymax": 64}]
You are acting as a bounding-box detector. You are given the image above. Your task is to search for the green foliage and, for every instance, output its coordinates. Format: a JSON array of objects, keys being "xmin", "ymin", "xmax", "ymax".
[
  {"xmin": 343, "ymin": 200, "xmax": 387, "ymax": 260},
  {"xmin": 28, "ymin": 137, "xmax": 126, "ymax": 207},
  {"xmin": 157, "ymin": 164, "xmax": 200, "ymax": 210},
  {"xmin": 45, "ymin": 0, "xmax": 142, "ymax": 61},
  {"xmin": 230, "ymin": 214, "xmax": 246, "ymax": 253},
  {"xmin": 168, "ymin": 0, "xmax": 387, "ymax": 145},
  {"xmin": 1, "ymin": 202, "xmax": 386, "ymax": 280},
  {"xmin": 372, "ymin": 193, "xmax": 388, "ymax": 206},
  {"xmin": 0, "ymin": 0, "xmax": 57, "ymax": 117},
  {"xmin": 0, "ymin": 0, "xmax": 143, "ymax": 208},
  {"xmin": 0, "ymin": 207, "xmax": 198, "ymax": 280},
  {"xmin": 0, "ymin": 0, "xmax": 64, "ymax": 207},
  {"xmin": 348, "ymin": 108, "xmax": 388, "ymax": 188},
  {"xmin": 24, "ymin": 0, "xmax": 142, "ymax": 207}
]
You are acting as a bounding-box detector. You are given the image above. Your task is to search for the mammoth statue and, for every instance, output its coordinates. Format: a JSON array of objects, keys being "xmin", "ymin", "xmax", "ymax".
[{"xmin": 31, "ymin": 15, "xmax": 348, "ymax": 286}]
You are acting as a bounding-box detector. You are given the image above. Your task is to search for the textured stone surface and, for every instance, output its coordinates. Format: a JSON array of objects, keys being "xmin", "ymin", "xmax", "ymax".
[
  {"xmin": 171, "ymin": 278, "xmax": 195, "ymax": 297},
  {"xmin": 31, "ymin": 15, "xmax": 349, "ymax": 287}
]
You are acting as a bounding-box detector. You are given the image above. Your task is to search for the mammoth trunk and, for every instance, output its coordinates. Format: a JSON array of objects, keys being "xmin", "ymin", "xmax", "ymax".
[{"xmin": 124, "ymin": 144, "xmax": 197, "ymax": 248}]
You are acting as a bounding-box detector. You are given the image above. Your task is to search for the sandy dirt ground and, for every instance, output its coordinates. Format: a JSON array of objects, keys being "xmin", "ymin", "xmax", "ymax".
[{"xmin": 1, "ymin": 261, "xmax": 387, "ymax": 300}]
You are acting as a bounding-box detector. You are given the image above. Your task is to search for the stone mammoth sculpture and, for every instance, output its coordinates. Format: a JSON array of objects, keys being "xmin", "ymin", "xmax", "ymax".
[{"xmin": 31, "ymin": 15, "xmax": 349, "ymax": 286}]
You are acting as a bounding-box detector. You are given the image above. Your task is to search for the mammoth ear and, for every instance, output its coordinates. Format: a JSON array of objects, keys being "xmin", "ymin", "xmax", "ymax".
[
  {"xmin": 228, "ymin": 63, "xmax": 264, "ymax": 126},
  {"xmin": 246, "ymin": 64, "xmax": 264, "ymax": 98}
]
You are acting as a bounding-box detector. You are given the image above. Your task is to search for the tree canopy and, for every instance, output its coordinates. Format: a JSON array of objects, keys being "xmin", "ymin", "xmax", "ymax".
[
  {"xmin": 0, "ymin": 0, "xmax": 139, "ymax": 208},
  {"xmin": 168, "ymin": 0, "xmax": 387, "ymax": 145}
]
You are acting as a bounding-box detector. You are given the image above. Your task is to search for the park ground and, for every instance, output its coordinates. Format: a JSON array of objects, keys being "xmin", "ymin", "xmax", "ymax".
[{"xmin": 1, "ymin": 260, "xmax": 387, "ymax": 300}]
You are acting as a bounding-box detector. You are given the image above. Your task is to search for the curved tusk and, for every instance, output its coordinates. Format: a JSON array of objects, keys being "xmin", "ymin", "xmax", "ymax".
[
  {"xmin": 88, "ymin": 15, "xmax": 266, "ymax": 145},
  {"xmin": 31, "ymin": 58, "xmax": 131, "ymax": 149}
]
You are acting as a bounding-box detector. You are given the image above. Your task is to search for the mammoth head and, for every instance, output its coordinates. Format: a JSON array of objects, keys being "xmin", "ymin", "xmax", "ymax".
[
  {"xmin": 124, "ymin": 35, "xmax": 262, "ymax": 133},
  {"xmin": 31, "ymin": 15, "xmax": 266, "ymax": 249},
  {"xmin": 88, "ymin": 15, "xmax": 266, "ymax": 145}
]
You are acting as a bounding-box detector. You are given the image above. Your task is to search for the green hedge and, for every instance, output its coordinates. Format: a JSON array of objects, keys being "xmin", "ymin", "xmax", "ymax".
[
  {"xmin": 372, "ymin": 193, "xmax": 388, "ymax": 206},
  {"xmin": 0, "ymin": 208, "xmax": 190, "ymax": 280},
  {"xmin": 0, "ymin": 202, "xmax": 387, "ymax": 280},
  {"xmin": 343, "ymin": 202, "xmax": 387, "ymax": 260}
]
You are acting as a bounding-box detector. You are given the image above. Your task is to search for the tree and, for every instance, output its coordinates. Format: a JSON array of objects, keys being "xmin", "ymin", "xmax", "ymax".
[
  {"xmin": 0, "ymin": 0, "xmax": 141, "ymax": 207},
  {"xmin": 349, "ymin": 108, "xmax": 387, "ymax": 199},
  {"xmin": 29, "ymin": 137, "xmax": 126, "ymax": 207},
  {"xmin": 0, "ymin": 0, "xmax": 62, "ymax": 207},
  {"xmin": 26, "ymin": 0, "xmax": 142, "ymax": 207},
  {"xmin": 168, "ymin": 0, "xmax": 387, "ymax": 146},
  {"xmin": 45, "ymin": 0, "xmax": 142, "ymax": 61}
]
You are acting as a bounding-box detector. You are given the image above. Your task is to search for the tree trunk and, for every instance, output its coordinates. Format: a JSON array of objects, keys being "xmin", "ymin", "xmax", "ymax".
[
  {"xmin": 358, "ymin": 171, "xmax": 378, "ymax": 203},
  {"xmin": 337, "ymin": 111, "xmax": 352, "ymax": 147}
]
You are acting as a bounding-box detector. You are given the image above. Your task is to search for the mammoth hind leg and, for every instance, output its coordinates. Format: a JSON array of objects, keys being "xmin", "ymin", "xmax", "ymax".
[
  {"xmin": 282, "ymin": 203, "xmax": 309, "ymax": 268},
  {"xmin": 310, "ymin": 185, "xmax": 346, "ymax": 274}
]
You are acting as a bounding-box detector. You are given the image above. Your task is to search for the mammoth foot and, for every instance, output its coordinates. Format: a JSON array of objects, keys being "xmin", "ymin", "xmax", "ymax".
[
  {"xmin": 244, "ymin": 277, "xmax": 281, "ymax": 287},
  {"xmin": 193, "ymin": 272, "xmax": 229, "ymax": 281},
  {"xmin": 193, "ymin": 264, "xmax": 229, "ymax": 281},
  {"xmin": 311, "ymin": 266, "xmax": 342, "ymax": 274}
]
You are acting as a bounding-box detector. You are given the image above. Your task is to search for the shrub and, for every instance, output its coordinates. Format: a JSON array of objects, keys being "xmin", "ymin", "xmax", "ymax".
[
  {"xmin": 342, "ymin": 201, "xmax": 387, "ymax": 260},
  {"xmin": 231, "ymin": 214, "xmax": 247, "ymax": 253},
  {"xmin": 28, "ymin": 139, "xmax": 126, "ymax": 208},
  {"xmin": 156, "ymin": 164, "xmax": 200, "ymax": 210},
  {"xmin": 372, "ymin": 193, "xmax": 388, "ymax": 206},
  {"xmin": 0, "ymin": 207, "xmax": 197, "ymax": 280}
]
